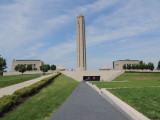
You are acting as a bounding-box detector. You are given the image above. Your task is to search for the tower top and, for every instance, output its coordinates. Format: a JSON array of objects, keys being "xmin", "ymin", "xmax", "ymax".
[{"xmin": 77, "ymin": 15, "xmax": 84, "ymax": 18}]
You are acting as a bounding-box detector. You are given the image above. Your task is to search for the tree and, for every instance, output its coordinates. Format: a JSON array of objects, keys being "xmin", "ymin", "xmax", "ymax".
[
  {"xmin": 127, "ymin": 64, "xmax": 131, "ymax": 70},
  {"xmin": 142, "ymin": 63, "xmax": 146, "ymax": 70},
  {"xmin": 139, "ymin": 61, "xmax": 144, "ymax": 70},
  {"xmin": 51, "ymin": 64, "xmax": 56, "ymax": 71},
  {"xmin": 145, "ymin": 64, "xmax": 149, "ymax": 70},
  {"xmin": 157, "ymin": 61, "xmax": 160, "ymax": 70},
  {"xmin": 148, "ymin": 62, "xmax": 154, "ymax": 71},
  {"xmin": 46, "ymin": 64, "xmax": 50, "ymax": 71},
  {"xmin": 40, "ymin": 64, "xmax": 50, "ymax": 75},
  {"xmin": 0, "ymin": 55, "xmax": 7, "ymax": 76},
  {"xmin": 26, "ymin": 64, "xmax": 32, "ymax": 71},
  {"xmin": 131, "ymin": 64, "xmax": 136, "ymax": 69},
  {"xmin": 135, "ymin": 64, "xmax": 139, "ymax": 69},
  {"xmin": 17, "ymin": 64, "xmax": 26, "ymax": 74},
  {"xmin": 123, "ymin": 64, "xmax": 127, "ymax": 70},
  {"xmin": 15, "ymin": 65, "xmax": 19, "ymax": 71}
]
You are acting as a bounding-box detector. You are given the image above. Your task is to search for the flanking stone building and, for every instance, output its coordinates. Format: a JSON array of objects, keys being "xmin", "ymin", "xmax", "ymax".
[
  {"xmin": 113, "ymin": 59, "xmax": 140, "ymax": 70},
  {"xmin": 11, "ymin": 60, "xmax": 44, "ymax": 72}
]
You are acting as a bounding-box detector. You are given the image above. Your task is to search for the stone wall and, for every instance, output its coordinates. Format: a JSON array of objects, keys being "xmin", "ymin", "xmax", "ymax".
[{"xmin": 61, "ymin": 70, "xmax": 124, "ymax": 82}]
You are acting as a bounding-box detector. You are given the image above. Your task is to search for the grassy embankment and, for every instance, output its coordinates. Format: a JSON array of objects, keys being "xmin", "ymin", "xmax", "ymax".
[
  {"xmin": 0, "ymin": 74, "xmax": 47, "ymax": 88},
  {"xmin": 92, "ymin": 73, "xmax": 160, "ymax": 120},
  {"xmin": 0, "ymin": 74, "xmax": 79, "ymax": 120}
]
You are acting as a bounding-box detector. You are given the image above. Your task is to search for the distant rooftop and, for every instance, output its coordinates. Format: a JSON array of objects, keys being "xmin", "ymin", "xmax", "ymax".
[
  {"xmin": 14, "ymin": 60, "xmax": 42, "ymax": 61},
  {"xmin": 115, "ymin": 59, "xmax": 140, "ymax": 61},
  {"xmin": 78, "ymin": 14, "xmax": 84, "ymax": 17}
]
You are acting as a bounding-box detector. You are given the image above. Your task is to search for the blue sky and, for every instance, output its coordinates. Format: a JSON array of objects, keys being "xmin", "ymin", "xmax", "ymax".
[{"xmin": 0, "ymin": 0, "xmax": 160, "ymax": 71}]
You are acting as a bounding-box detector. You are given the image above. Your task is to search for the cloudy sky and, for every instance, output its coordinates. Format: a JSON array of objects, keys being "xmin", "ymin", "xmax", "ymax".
[{"xmin": 0, "ymin": 0, "xmax": 160, "ymax": 71}]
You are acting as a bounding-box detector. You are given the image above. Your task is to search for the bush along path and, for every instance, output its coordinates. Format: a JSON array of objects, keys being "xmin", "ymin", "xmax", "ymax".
[
  {"xmin": 0, "ymin": 73, "xmax": 60, "ymax": 117},
  {"xmin": 0, "ymin": 74, "xmax": 79, "ymax": 120}
]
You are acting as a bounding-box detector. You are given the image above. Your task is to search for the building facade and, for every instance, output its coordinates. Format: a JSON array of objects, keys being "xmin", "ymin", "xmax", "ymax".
[
  {"xmin": 12, "ymin": 60, "xmax": 44, "ymax": 71},
  {"xmin": 113, "ymin": 60, "xmax": 140, "ymax": 70}
]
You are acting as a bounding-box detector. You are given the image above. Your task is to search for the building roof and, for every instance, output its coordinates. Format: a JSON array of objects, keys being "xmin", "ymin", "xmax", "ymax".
[
  {"xmin": 115, "ymin": 59, "xmax": 140, "ymax": 62},
  {"xmin": 15, "ymin": 60, "xmax": 42, "ymax": 61},
  {"xmin": 78, "ymin": 14, "xmax": 84, "ymax": 17}
]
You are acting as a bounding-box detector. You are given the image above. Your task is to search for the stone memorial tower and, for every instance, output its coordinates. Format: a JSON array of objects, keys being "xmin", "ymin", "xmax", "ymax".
[{"xmin": 77, "ymin": 15, "xmax": 87, "ymax": 71}]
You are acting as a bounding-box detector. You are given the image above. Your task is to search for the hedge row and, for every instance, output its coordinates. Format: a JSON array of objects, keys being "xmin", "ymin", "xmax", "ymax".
[{"xmin": 0, "ymin": 73, "xmax": 61, "ymax": 116}]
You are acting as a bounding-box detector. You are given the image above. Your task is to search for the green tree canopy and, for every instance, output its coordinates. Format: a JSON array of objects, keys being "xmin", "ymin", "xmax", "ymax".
[
  {"xmin": 17, "ymin": 64, "xmax": 26, "ymax": 74},
  {"xmin": 15, "ymin": 65, "xmax": 19, "ymax": 71},
  {"xmin": 131, "ymin": 64, "xmax": 136, "ymax": 69},
  {"xmin": 157, "ymin": 61, "xmax": 160, "ymax": 70},
  {"xmin": 40, "ymin": 64, "xmax": 50, "ymax": 75},
  {"xmin": 145, "ymin": 64, "xmax": 149, "ymax": 69},
  {"xmin": 148, "ymin": 62, "xmax": 154, "ymax": 71},
  {"xmin": 51, "ymin": 64, "xmax": 56, "ymax": 71},
  {"xmin": 139, "ymin": 61, "xmax": 145, "ymax": 70},
  {"xmin": 127, "ymin": 64, "xmax": 131, "ymax": 70},
  {"xmin": 26, "ymin": 64, "xmax": 32, "ymax": 71},
  {"xmin": 135, "ymin": 64, "xmax": 139, "ymax": 69},
  {"xmin": 0, "ymin": 55, "xmax": 7, "ymax": 71},
  {"xmin": 46, "ymin": 64, "xmax": 50, "ymax": 70}
]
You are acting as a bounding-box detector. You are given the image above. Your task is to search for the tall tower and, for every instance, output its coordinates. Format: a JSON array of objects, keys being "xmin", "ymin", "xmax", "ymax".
[{"xmin": 77, "ymin": 15, "xmax": 87, "ymax": 71}]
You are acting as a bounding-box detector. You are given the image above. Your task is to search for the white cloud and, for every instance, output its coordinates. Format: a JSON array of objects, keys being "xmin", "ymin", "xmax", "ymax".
[{"xmin": 0, "ymin": 0, "xmax": 159, "ymax": 70}]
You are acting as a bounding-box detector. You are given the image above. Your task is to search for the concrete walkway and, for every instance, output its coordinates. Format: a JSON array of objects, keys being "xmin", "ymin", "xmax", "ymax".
[
  {"xmin": 50, "ymin": 82, "xmax": 130, "ymax": 120},
  {"xmin": 0, "ymin": 74, "xmax": 54, "ymax": 98}
]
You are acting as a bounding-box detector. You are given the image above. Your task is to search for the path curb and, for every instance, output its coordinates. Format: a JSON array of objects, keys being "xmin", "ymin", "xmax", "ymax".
[{"xmin": 86, "ymin": 82, "xmax": 150, "ymax": 120}]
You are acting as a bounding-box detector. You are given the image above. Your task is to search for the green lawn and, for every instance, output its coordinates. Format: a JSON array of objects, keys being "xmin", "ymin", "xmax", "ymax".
[
  {"xmin": 92, "ymin": 73, "xmax": 160, "ymax": 120},
  {"xmin": 0, "ymin": 74, "xmax": 79, "ymax": 120},
  {"xmin": 92, "ymin": 81, "xmax": 160, "ymax": 88},
  {"xmin": 108, "ymin": 88, "xmax": 160, "ymax": 120},
  {"xmin": 114, "ymin": 73, "xmax": 160, "ymax": 81},
  {"xmin": 0, "ymin": 74, "xmax": 45, "ymax": 88}
]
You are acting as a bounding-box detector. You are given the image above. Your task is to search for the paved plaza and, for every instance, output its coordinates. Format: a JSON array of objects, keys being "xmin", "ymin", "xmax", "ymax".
[{"xmin": 50, "ymin": 82, "xmax": 130, "ymax": 120}]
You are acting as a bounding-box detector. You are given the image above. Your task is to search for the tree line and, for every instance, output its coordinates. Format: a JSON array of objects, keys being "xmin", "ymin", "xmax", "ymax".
[
  {"xmin": 123, "ymin": 61, "xmax": 156, "ymax": 71},
  {"xmin": 1, "ymin": 55, "xmax": 160, "ymax": 75},
  {"xmin": 14, "ymin": 64, "xmax": 56, "ymax": 75}
]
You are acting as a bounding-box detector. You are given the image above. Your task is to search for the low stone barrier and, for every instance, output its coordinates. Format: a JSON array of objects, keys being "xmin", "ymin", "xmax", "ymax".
[{"xmin": 87, "ymin": 82, "xmax": 150, "ymax": 120}]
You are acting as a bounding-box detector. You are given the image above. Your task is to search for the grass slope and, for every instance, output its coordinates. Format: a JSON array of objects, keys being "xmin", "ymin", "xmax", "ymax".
[
  {"xmin": 0, "ymin": 74, "xmax": 44, "ymax": 88},
  {"xmin": 0, "ymin": 74, "xmax": 79, "ymax": 120},
  {"xmin": 114, "ymin": 73, "xmax": 160, "ymax": 81},
  {"xmin": 92, "ymin": 73, "xmax": 160, "ymax": 120},
  {"xmin": 92, "ymin": 81, "xmax": 160, "ymax": 88},
  {"xmin": 108, "ymin": 88, "xmax": 160, "ymax": 119}
]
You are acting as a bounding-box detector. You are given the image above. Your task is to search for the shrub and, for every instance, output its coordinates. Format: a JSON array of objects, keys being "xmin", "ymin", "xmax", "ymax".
[
  {"xmin": 0, "ymin": 73, "xmax": 60, "ymax": 115},
  {"xmin": 0, "ymin": 71, "xmax": 3, "ymax": 76},
  {"xmin": 0, "ymin": 95, "xmax": 19, "ymax": 115}
]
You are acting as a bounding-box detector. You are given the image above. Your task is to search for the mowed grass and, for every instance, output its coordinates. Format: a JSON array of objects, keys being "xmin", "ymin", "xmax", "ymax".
[
  {"xmin": 108, "ymin": 87, "xmax": 160, "ymax": 119},
  {"xmin": 0, "ymin": 74, "xmax": 79, "ymax": 120},
  {"xmin": 92, "ymin": 80, "xmax": 160, "ymax": 88},
  {"xmin": 114, "ymin": 73, "xmax": 160, "ymax": 81},
  {"xmin": 92, "ymin": 73, "xmax": 160, "ymax": 120},
  {"xmin": 0, "ymin": 74, "xmax": 44, "ymax": 88}
]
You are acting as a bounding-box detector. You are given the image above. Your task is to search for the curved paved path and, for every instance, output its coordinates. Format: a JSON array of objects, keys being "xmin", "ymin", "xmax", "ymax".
[
  {"xmin": 0, "ymin": 74, "xmax": 54, "ymax": 98},
  {"xmin": 50, "ymin": 82, "xmax": 130, "ymax": 120}
]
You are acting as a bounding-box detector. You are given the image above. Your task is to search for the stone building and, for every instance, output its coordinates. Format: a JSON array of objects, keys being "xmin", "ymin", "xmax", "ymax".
[
  {"xmin": 113, "ymin": 59, "xmax": 140, "ymax": 70},
  {"xmin": 12, "ymin": 60, "xmax": 44, "ymax": 71}
]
